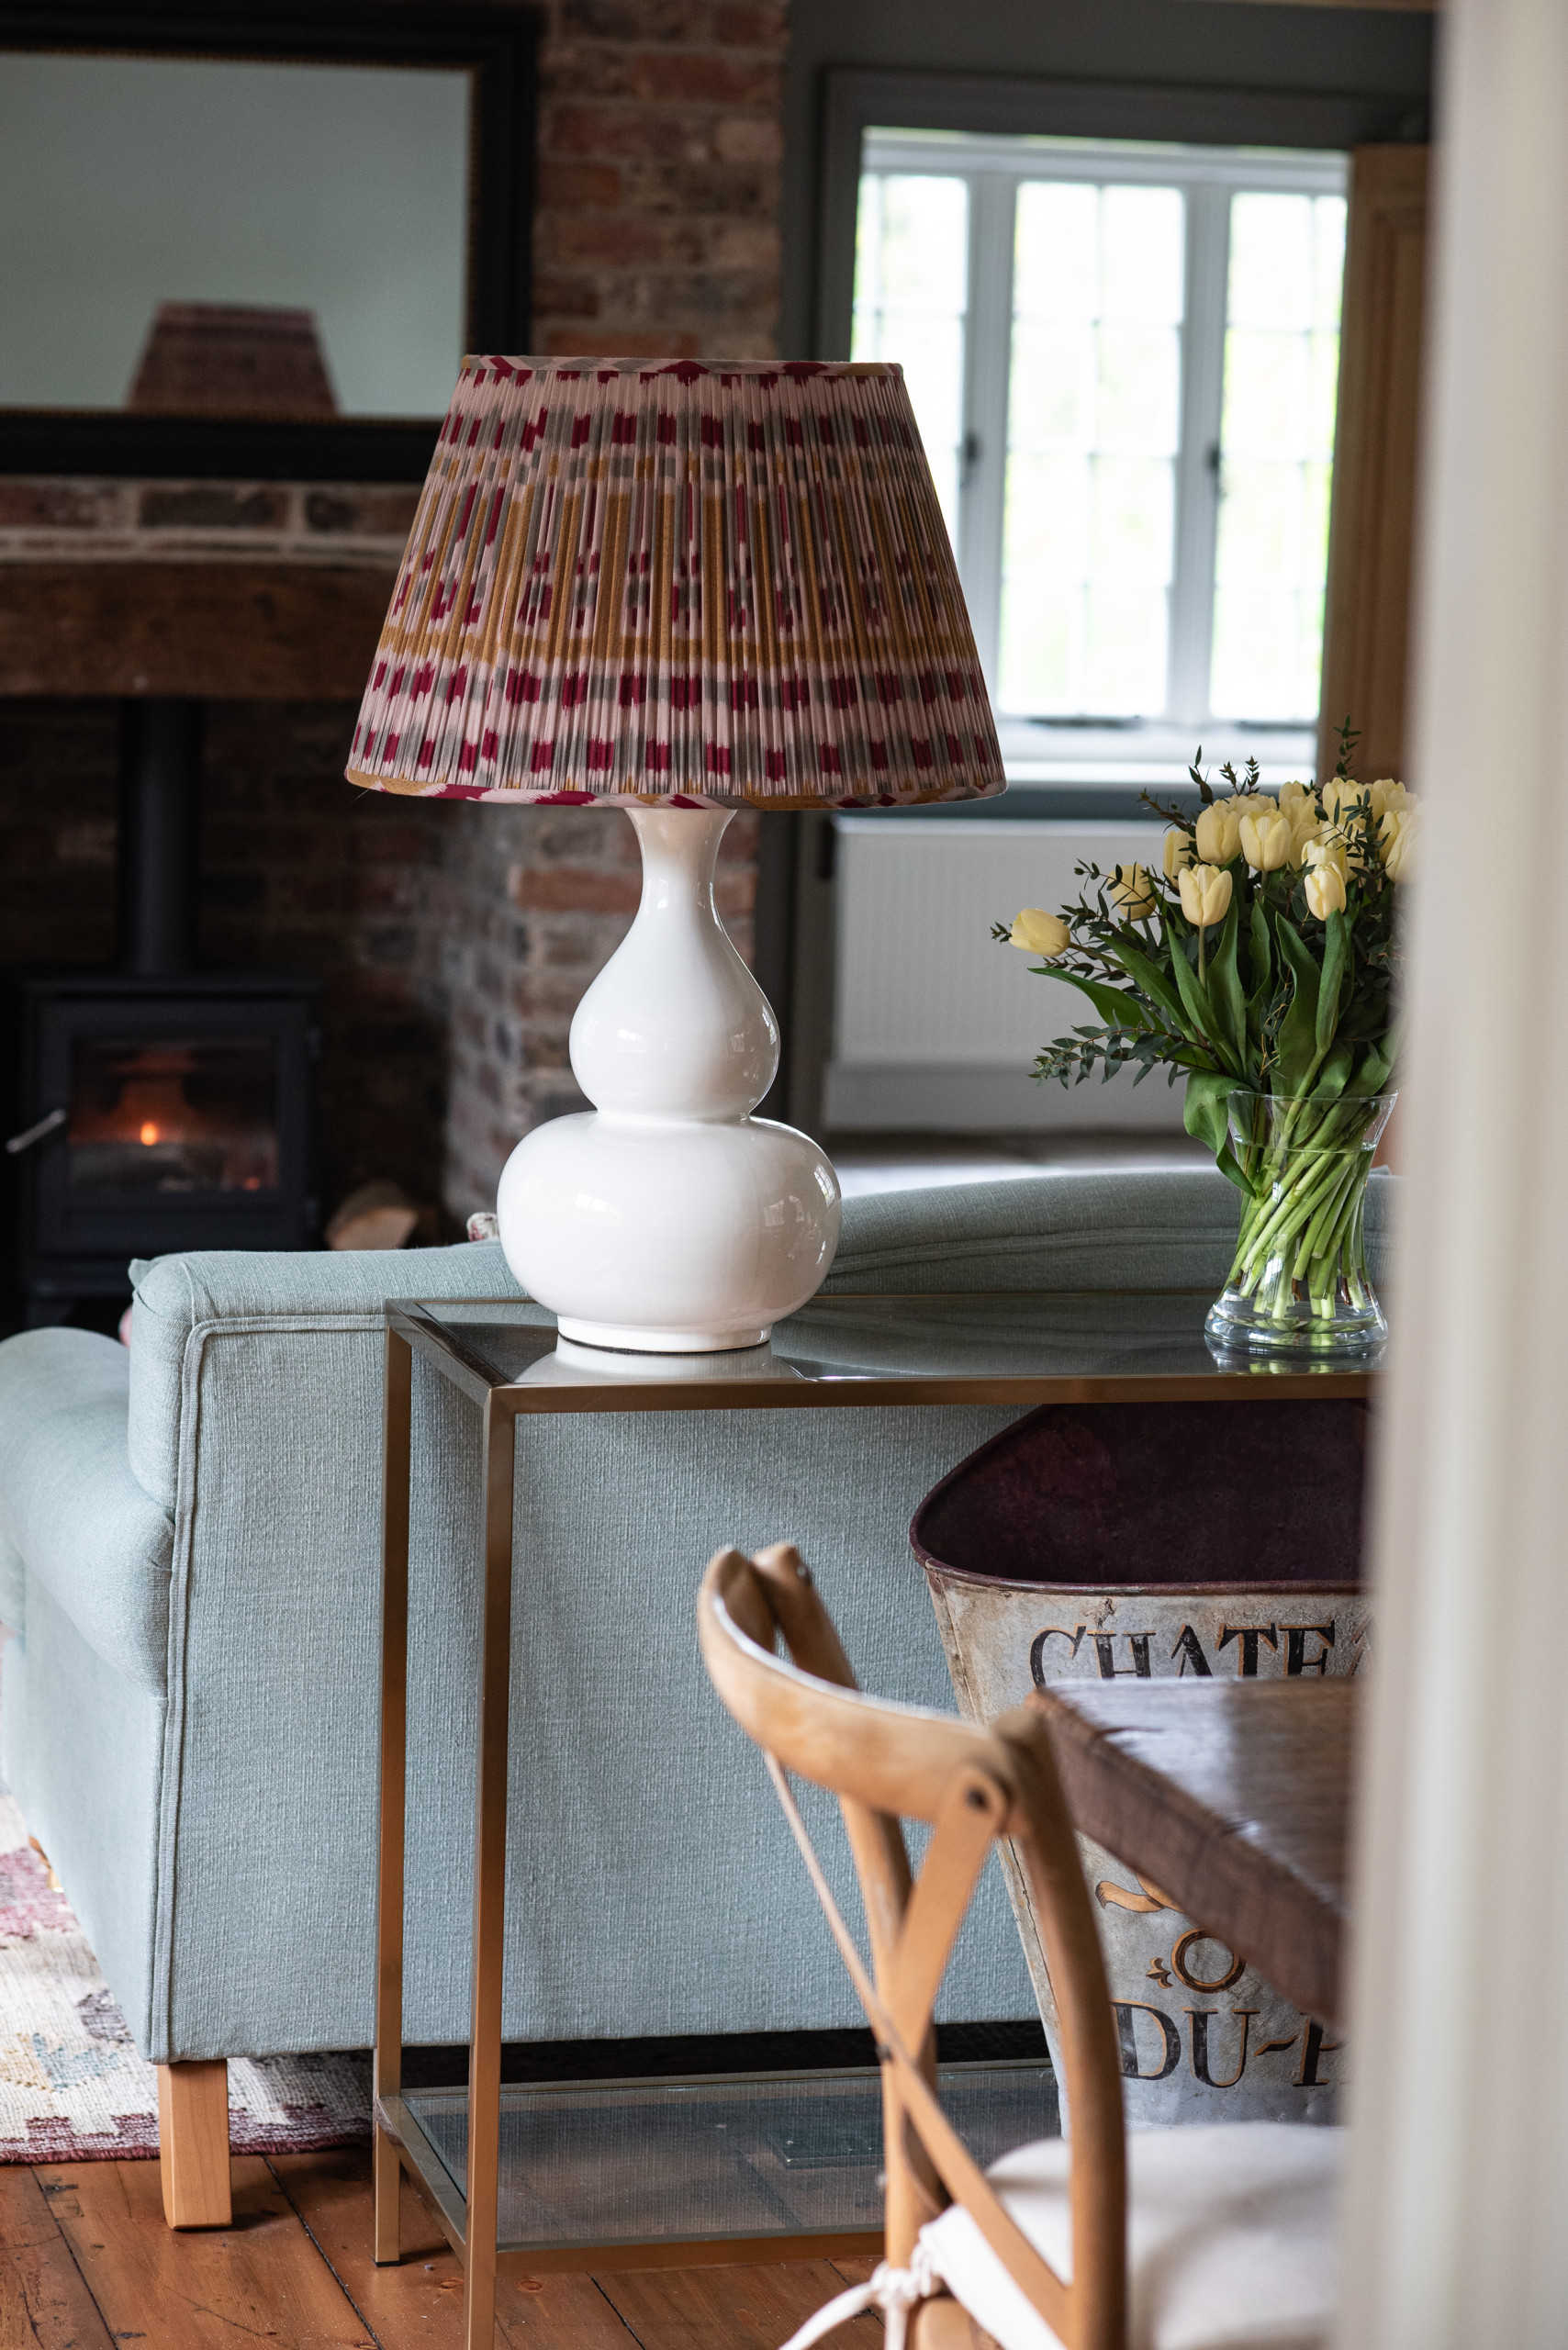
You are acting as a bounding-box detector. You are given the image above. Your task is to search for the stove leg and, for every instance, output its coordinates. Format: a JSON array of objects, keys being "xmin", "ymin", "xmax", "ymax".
[{"xmin": 157, "ymin": 2060, "xmax": 232, "ymax": 2229}]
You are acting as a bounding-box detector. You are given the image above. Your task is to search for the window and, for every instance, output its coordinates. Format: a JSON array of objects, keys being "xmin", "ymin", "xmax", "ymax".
[{"xmin": 851, "ymin": 132, "xmax": 1348, "ymax": 767}]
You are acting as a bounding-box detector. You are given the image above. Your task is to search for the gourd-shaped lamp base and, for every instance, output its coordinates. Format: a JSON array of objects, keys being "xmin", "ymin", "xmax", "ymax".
[{"xmin": 497, "ymin": 806, "xmax": 842, "ymax": 1353}]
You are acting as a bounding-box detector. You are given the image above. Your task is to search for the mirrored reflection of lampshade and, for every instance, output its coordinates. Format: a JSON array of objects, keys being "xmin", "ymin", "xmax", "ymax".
[
  {"xmin": 127, "ymin": 301, "xmax": 338, "ymax": 417},
  {"xmin": 346, "ymin": 357, "xmax": 1004, "ymax": 1352}
]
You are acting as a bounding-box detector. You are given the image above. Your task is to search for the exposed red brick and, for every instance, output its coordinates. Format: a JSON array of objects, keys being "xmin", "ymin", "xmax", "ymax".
[
  {"xmin": 539, "ymin": 40, "xmax": 639, "ymax": 100},
  {"xmin": 710, "ymin": 219, "xmax": 781, "ymax": 270},
  {"xmin": 547, "ymin": 213, "xmax": 711, "ymax": 267},
  {"xmin": 532, "ymin": 270, "xmax": 603, "ymax": 321},
  {"xmin": 509, "ymin": 867, "xmax": 644, "ymax": 914},
  {"xmin": 542, "ymin": 326, "xmax": 703, "ymax": 358},
  {"xmin": 536, "ymin": 159, "xmax": 624, "ymax": 208},
  {"xmin": 719, "ymin": 811, "xmax": 760, "ymax": 859},
  {"xmin": 620, "ymin": 159, "xmax": 778, "ymax": 214},
  {"xmin": 631, "ymin": 52, "xmax": 780, "ymax": 106},
  {"xmin": 545, "ymin": 103, "xmax": 717, "ymax": 163},
  {"xmin": 712, "ymin": 0, "xmax": 787, "ymax": 44},
  {"xmin": 712, "ymin": 114, "xmax": 784, "ymax": 165},
  {"xmin": 561, "ymin": 0, "xmax": 713, "ymax": 37}
]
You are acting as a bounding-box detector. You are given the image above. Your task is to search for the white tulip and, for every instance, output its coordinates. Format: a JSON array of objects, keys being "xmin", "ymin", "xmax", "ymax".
[
  {"xmin": 1305, "ymin": 862, "xmax": 1348, "ymax": 920},
  {"xmin": 1194, "ymin": 801, "xmax": 1242, "ymax": 865}
]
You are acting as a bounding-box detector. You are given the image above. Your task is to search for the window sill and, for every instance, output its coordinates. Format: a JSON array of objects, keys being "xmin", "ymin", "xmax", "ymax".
[{"xmin": 994, "ymin": 718, "xmax": 1318, "ymax": 789}]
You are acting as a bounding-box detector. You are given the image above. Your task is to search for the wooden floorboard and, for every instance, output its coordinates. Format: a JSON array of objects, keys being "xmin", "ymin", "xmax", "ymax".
[
  {"xmin": 34, "ymin": 2157, "xmax": 376, "ymax": 2350},
  {"xmin": 0, "ymin": 2165, "xmax": 116, "ymax": 2350},
  {"xmin": 10, "ymin": 2150, "xmax": 890, "ymax": 2350},
  {"xmin": 594, "ymin": 2256, "xmax": 884, "ymax": 2350},
  {"xmin": 268, "ymin": 2148, "xmax": 635, "ymax": 2350}
]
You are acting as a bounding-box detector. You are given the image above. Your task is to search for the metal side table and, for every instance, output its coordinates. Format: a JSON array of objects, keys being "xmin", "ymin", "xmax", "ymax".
[{"xmin": 373, "ymin": 1290, "xmax": 1373, "ymax": 2346}]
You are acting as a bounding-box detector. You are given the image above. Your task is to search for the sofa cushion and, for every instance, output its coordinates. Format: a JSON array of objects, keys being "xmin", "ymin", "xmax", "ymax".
[
  {"xmin": 824, "ymin": 1166, "xmax": 1394, "ymax": 1297},
  {"xmin": 0, "ymin": 1330, "xmax": 173, "ymax": 1693}
]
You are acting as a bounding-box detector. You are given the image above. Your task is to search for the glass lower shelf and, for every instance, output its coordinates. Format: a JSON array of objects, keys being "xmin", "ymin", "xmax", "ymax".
[{"xmin": 393, "ymin": 2061, "xmax": 1057, "ymax": 2256}]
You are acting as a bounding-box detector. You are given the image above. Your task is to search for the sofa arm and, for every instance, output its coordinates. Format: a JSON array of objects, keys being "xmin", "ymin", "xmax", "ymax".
[{"xmin": 0, "ymin": 1330, "xmax": 173, "ymax": 1694}]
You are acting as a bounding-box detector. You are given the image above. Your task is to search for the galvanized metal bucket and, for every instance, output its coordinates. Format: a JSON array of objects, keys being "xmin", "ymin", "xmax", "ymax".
[{"xmin": 912, "ymin": 1398, "xmax": 1369, "ymax": 2127}]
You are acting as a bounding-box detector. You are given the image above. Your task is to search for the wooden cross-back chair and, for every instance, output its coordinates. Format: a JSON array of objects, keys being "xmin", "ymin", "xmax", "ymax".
[{"xmin": 698, "ymin": 1544, "xmax": 1342, "ymax": 2350}]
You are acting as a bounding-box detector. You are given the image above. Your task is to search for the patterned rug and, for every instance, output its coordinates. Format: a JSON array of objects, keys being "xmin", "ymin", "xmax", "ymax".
[{"xmin": 0, "ymin": 1779, "xmax": 370, "ymax": 2162}]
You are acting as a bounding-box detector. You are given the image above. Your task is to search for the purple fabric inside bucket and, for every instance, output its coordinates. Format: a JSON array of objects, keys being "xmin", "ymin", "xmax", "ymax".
[{"xmin": 911, "ymin": 1400, "xmax": 1366, "ymax": 1592}]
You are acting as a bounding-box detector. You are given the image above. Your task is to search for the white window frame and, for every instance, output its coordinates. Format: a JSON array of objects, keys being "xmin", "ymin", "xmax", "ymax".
[{"xmin": 857, "ymin": 129, "xmax": 1349, "ymax": 782}]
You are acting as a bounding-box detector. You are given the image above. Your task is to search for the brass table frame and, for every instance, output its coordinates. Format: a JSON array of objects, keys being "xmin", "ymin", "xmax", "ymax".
[{"xmin": 373, "ymin": 1292, "xmax": 1373, "ymax": 2347}]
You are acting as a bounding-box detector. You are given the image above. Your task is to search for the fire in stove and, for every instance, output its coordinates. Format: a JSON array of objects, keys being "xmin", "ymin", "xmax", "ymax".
[{"xmin": 68, "ymin": 1039, "xmax": 279, "ymax": 1196}]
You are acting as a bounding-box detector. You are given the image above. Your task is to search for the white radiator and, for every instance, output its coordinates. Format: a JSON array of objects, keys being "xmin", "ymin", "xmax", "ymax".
[{"xmin": 824, "ymin": 817, "xmax": 1187, "ymax": 1132}]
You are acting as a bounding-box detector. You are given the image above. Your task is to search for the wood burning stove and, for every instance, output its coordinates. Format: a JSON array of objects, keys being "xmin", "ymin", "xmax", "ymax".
[{"xmin": 4, "ymin": 699, "xmax": 319, "ymax": 1326}]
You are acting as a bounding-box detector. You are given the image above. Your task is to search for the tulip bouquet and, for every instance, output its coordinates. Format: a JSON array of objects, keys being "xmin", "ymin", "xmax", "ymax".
[{"xmin": 997, "ymin": 736, "xmax": 1416, "ymax": 1352}]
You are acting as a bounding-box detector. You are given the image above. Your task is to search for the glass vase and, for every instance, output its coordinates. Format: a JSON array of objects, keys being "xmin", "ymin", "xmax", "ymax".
[{"xmin": 1205, "ymin": 1091, "xmax": 1395, "ymax": 1360}]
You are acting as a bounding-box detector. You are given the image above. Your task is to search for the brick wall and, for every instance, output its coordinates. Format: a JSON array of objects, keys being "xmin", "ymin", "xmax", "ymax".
[
  {"xmin": 532, "ymin": 0, "xmax": 787, "ymax": 360},
  {"xmin": 200, "ymin": 702, "xmax": 451, "ymax": 1220},
  {"xmin": 438, "ymin": 805, "xmax": 759, "ymax": 1219},
  {"xmin": 434, "ymin": 0, "xmax": 788, "ymax": 1222},
  {"xmin": 0, "ymin": 692, "xmax": 452, "ymax": 1227},
  {"xmin": 0, "ymin": 0, "xmax": 790, "ymax": 1247}
]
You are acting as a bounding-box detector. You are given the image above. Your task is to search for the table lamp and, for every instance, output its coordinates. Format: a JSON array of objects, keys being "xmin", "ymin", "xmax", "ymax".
[{"xmin": 347, "ymin": 357, "xmax": 1004, "ymax": 1352}]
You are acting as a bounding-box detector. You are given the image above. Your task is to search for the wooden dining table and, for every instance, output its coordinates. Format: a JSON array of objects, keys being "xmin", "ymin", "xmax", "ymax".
[{"xmin": 1033, "ymin": 1676, "xmax": 1357, "ymax": 2030}]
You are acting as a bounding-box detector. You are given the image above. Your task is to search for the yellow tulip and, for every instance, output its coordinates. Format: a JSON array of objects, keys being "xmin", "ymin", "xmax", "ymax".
[
  {"xmin": 1320, "ymin": 777, "xmax": 1368, "ymax": 824},
  {"xmin": 1194, "ymin": 800, "xmax": 1242, "ymax": 865},
  {"xmin": 1305, "ymin": 862, "xmax": 1348, "ymax": 920},
  {"xmin": 1278, "ymin": 780, "xmax": 1312, "ymax": 815},
  {"xmin": 1305, "ymin": 830, "xmax": 1349, "ymax": 880},
  {"xmin": 1178, "ymin": 862, "xmax": 1233, "ymax": 931},
  {"xmin": 1239, "ymin": 807, "xmax": 1294, "ymax": 872},
  {"xmin": 1381, "ymin": 810, "xmax": 1418, "ymax": 881},
  {"xmin": 1162, "ymin": 828, "xmax": 1194, "ymax": 879},
  {"xmin": 1368, "ymin": 778, "xmax": 1408, "ymax": 822},
  {"xmin": 1109, "ymin": 862, "xmax": 1158, "ymax": 921},
  {"xmin": 1010, "ymin": 907, "xmax": 1071, "ymax": 957}
]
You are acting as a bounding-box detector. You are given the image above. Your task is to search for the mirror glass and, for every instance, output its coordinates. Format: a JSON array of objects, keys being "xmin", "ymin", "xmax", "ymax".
[{"xmin": 0, "ymin": 51, "xmax": 471, "ymax": 418}]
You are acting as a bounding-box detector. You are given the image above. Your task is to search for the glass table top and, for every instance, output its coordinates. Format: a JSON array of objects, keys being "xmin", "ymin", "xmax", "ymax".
[
  {"xmin": 389, "ymin": 1289, "xmax": 1376, "ymax": 1406},
  {"xmin": 397, "ymin": 2061, "xmax": 1056, "ymax": 2255}
]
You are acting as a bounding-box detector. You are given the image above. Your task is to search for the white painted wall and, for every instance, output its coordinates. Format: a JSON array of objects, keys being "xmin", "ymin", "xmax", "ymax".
[
  {"xmin": 1338, "ymin": 3, "xmax": 1568, "ymax": 2343},
  {"xmin": 825, "ymin": 817, "xmax": 1185, "ymax": 1130}
]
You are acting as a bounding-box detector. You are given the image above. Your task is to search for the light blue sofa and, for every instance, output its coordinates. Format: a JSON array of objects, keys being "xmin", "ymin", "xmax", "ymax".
[{"xmin": 0, "ymin": 1169, "xmax": 1393, "ymax": 2193}]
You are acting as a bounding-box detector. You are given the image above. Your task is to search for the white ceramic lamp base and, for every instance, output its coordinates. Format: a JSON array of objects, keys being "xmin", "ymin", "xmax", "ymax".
[{"xmin": 497, "ymin": 806, "xmax": 841, "ymax": 1352}]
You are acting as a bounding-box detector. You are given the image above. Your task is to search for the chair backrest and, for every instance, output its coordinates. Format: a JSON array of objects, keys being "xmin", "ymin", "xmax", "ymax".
[{"xmin": 699, "ymin": 1542, "xmax": 1129, "ymax": 2350}]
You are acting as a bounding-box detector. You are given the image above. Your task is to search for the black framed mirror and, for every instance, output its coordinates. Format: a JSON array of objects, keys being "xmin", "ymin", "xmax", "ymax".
[{"xmin": 0, "ymin": 2, "xmax": 536, "ymax": 479}]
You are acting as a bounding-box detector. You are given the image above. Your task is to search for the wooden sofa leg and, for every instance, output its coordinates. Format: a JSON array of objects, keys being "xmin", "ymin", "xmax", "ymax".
[{"xmin": 157, "ymin": 2060, "xmax": 232, "ymax": 2229}]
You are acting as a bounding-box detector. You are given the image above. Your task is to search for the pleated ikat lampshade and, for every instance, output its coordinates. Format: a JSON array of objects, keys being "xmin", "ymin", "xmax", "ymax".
[
  {"xmin": 347, "ymin": 356, "xmax": 1005, "ymax": 1354},
  {"xmin": 346, "ymin": 356, "xmax": 1003, "ymax": 809}
]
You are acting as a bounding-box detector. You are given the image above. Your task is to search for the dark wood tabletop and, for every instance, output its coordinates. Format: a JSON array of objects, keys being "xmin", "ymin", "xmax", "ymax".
[{"xmin": 1034, "ymin": 1677, "xmax": 1356, "ymax": 2029}]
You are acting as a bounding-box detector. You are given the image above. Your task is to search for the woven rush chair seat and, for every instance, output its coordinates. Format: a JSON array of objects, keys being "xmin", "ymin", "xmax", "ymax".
[{"xmin": 697, "ymin": 1543, "xmax": 1342, "ymax": 2350}]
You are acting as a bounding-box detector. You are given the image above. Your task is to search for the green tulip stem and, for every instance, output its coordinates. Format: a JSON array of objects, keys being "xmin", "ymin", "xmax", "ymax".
[
  {"xmin": 1234, "ymin": 1145, "xmax": 1348, "ymax": 1282},
  {"xmin": 1221, "ymin": 1100, "xmax": 1381, "ymax": 1335}
]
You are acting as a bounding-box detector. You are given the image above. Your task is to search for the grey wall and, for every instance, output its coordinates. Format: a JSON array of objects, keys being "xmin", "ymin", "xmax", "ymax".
[{"xmin": 780, "ymin": 0, "xmax": 1435, "ymax": 359}]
